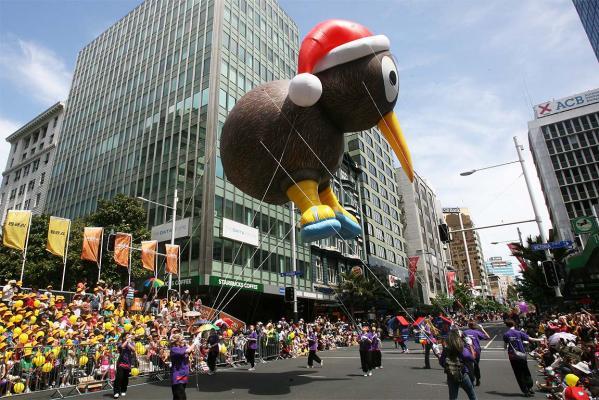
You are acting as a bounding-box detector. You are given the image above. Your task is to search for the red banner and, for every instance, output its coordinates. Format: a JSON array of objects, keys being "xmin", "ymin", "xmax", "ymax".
[
  {"xmin": 408, "ymin": 256, "xmax": 419, "ymax": 289},
  {"xmin": 507, "ymin": 243, "xmax": 528, "ymax": 271},
  {"xmin": 446, "ymin": 271, "xmax": 456, "ymax": 294},
  {"xmin": 81, "ymin": 227, "xmax": 103, "ymax": 264}
]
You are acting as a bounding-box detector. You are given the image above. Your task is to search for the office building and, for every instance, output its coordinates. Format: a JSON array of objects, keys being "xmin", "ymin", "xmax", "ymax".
[
  {"xmin": 0, "ymin": 102, "xmax": 65, "ymax": 223},
  {"xmin": 488, "ymin": 274, "xmax": 514, "ymax": 303},
  {"xmin": 485, "ymin": 256, "xmax": 515, "ymax": 277},
  {"xmin": 396, "ymin": 170, "xmax": 450, "ymax": 304},
  {"xmin": 443, "ymin": 208, "xmax": 489, "ymax": 295},
  {"xmin": 528, "ymin": 88, "xmax": 599, "ymax": 241},
  {"xmin": 346, "ymin": 129, "xmax": 409, "ymax": 283},
  {"xmin": 573, "ymin": 0, "xmax": 599, "ymax": 62},
  {"xmin": 44, "ymin": 0, "xmax": 349, "ymax": 321}
]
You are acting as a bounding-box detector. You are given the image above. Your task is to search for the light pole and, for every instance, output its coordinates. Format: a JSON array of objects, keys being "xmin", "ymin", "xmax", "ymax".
[
  {"xmin": 459, "ymin": 136, "xmax": 561, "ymax": 297},
  {"xmin": 138, "ymin": 188, "xmax": 178, "ymax": 290},
  {"xmin": 290, "ymin": 204, "xmax": 298, "ymax": 321}
]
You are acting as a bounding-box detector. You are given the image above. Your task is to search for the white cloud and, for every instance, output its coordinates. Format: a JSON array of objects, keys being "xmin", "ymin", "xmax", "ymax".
[
  {"xmin": 0, "ymin": 38, "xmax": 71, "ymax": 105},
  {"xmin": 0, "ymin": 117, "xmax": 21, "ymax": 171}
]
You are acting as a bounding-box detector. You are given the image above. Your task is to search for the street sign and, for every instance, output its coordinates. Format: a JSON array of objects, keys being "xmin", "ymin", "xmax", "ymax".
[
  {"xmin": 531, "ymin": 240, "xmax": 574, "ymax": 251},
  {"xmin": 571, "ymin": 216, "xmax": 598, "ymax": 235},
  {"xmin": 280, "ymin": 271, "xmax": 302, "ymax": 277}
]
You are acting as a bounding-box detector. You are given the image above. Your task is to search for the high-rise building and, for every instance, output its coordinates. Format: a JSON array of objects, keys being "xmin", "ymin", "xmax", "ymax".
[
  {"xmin": 573, "ymin": 0, "xmax": 599, "ymax": 62},
  {"xmin": 396, "ymin": 170, "xmax": 450, "ymax": 304},
  {"xmin": 45, "ymin": 0, "xmax": 346, "ymax": 320},
  {"xmin": 0, "ymin": 102, "xmax": 65, "ymax": 223},
  {"xmin": 528, "ymin": 88, "xmax": 599, "ymax": 241},
  {"xmin": 443, "ymin": 208, "xmax": 489, "ymax": 295},
  {"xmin": 346, "ymin": 130, "xmax": 409, "ymax": 282},
  {"xmin": 485, "ymin": 257, "xmax": 515, "ymax": 277}
]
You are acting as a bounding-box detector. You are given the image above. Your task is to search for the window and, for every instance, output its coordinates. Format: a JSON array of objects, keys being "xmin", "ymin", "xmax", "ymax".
[
  {"xmin": 28, "ymin": 180, "xmax": 35, "ymax": 190},
  {"xmin": 34, "ymin": 193, "xmax": 41, "ymax": 207},
  {"xmin": 24, "ymin": 199, "xmax": 31, "ymax": 209},
  {"xmin": 328, "ymin": 262, "xmax": 337, "ymax": 285},
  {"xmin": 315, "ymin": 258, "xmax": 323, "ymax": 282},
  {"xmin": 40, "ymin": 173, "xmax": 45, "ymax": 185}
]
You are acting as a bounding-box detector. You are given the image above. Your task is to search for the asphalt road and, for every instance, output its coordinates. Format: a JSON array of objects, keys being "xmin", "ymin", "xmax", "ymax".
[{"xmin": 31, "ymin": 321, "xmax": 543, "ymax": 400}]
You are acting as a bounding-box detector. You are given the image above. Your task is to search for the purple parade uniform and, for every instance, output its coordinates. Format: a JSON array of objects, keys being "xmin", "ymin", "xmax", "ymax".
[
  {"xmin": 463, "ymin": 329, "xmax": 487, "ymax": 356},
  {"xmin": 170, "ymin": 346, "xmax": 190, "ymax": 385},
  {"xmin": 308, "ymin": 333, "xmax": 318, "ymax": 351},
  {"xmin": 359, "ymin": 332, "xmax": 372, "ymax": 351},
  {"xmin": 370, "ymin": 333, "xmax": 380, "ymax": 351},
  {"xmin": 503, "ymin": 329, "xmax": 529, "ymax": 360},
  {"xmin": 248, "ymin": 331, "xmax": 258, "ymax": 350}
]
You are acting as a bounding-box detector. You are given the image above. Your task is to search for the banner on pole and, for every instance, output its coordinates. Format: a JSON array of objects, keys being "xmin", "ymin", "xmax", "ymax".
[
  {"xmin": 81, "ymin": 227, "xmax": 103, "ymax": 264},
  {"xmin": 46, "ymin": 217, "xmax": 70, "ymax": 258},
  {"xmin": 141, "ymin": 240, "xmax": 157, "ymax": 272},
  {"xmin": 2, "ymin": 210, "xmax": 32, "ymax": 251},
  {"xmin": 446, "ymin": 271, "xmax": 456, "ymax": 295},
  {"xmin": 408, "ymin": 256, "xmax": 419, "ymax": 289},
  {"xmin": 114, "ymin": 233, "xmax": 132, "ymax": 268},
  {"xmin": 165, "ymin": 244, "xmax": 180, "ymax": 275},
  {"xmin": 506, "ymin": 243, "xmax": 528, "ymax": 271}
]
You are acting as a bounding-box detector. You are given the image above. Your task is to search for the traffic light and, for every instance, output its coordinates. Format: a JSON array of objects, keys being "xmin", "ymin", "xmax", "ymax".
[
  {"xmin": 438, "ymin": 224, "xmax": 450, "ymax": 243},
  {"xmin": 542, "ymin": 260, "xmax": 559, "ymax": 287},
  {"xmin": 284, "ymin": 287, "xmax": 295, "ymax": 303}
]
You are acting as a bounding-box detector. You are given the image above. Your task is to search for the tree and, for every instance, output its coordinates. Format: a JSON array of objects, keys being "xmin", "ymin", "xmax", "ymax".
[
  {"xmin": 337, "ymin": 271, "xmax": 378, "ymax": 316},
  {"xmin": 0, "ymin": 195, "xmax": 151, "ymax": 291},
  {"xmin": 431, "ymin": 292, "xmax": 453, "ymax": 314},
  {"xmin": 453, "ymin": 282, "xmax": 475, "ymax": 310}
]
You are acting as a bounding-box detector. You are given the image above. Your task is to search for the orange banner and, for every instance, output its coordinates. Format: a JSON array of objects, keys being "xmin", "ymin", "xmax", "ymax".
[
  {"xmin": 114, "ymin": 233, "xmax": 131, "ymax": 268},
  {"xmin": 81, "ymin": 227, "xmax": 103, "ymax": 264},
  {"xmin": 141, "ymin": 240, "xmax": 157, "ymax": 272},
  {"xmin": 165, "ymin": 244, "xmax": 179, "ymax": 275}
]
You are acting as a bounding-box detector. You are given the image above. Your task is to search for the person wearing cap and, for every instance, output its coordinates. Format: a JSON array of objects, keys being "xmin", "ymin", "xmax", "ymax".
[
  {"xmin": 170, "ymin": 333, "xmax": 195, "ymax": 400},
  {"xmin": 2, "ymin": 280, "xmax": 17, "ymax": 303},
  {"xmin": 113, "ymin": 332, "xmax": 135, "ymax": 398},
  {"xmin": 359, "ymin": 325, "xmax": 373, "ymax": 377}
]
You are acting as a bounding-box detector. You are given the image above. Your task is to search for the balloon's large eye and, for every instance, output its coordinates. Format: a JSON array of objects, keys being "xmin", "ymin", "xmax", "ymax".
[{"xmin": 381, "ymin": 56, "xmax": 399, "ymax": 102}]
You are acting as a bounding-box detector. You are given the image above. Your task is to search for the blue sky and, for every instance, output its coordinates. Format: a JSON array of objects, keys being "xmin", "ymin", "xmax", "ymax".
[{"xmin": 1, "ymin": 0, "xmax": 598, "ymax": 266}]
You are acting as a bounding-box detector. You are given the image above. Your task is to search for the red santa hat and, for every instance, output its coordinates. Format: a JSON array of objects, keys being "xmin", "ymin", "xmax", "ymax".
[{"xmin": 288, "ymin": 19, "xmax": 390, "ymax": 107}]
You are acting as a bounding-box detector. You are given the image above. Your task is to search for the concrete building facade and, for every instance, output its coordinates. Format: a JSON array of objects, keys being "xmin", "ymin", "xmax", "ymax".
[
  {"xmin": 485, "ymin": 256, "xmax": 516, "ymax": 277},
  {"xmin": 528, "ymin": 88, "xmax": 599, "ymax": 241},
  {"xmin": 0, "ymin": 102, "xmax": 65, "ymax": 223},
  {"xmin": 396, "ymin": 170, "xmax": 449, "ymax": 304}
]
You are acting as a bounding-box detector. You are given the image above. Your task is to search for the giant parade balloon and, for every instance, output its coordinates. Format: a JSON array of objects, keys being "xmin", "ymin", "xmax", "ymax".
[{"xmin": 221, "ymin": 19, "xmax": 413, "ymax": 243}]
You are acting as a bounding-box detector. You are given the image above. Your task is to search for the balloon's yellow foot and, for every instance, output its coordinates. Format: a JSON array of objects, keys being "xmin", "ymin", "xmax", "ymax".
[{"xmin": 319, "ymin": 186, "xmax": 361, "ymax": 239}]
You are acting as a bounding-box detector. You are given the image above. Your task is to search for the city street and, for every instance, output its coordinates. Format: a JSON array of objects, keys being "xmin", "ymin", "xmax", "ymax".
[{"xmin": 72, "ymin": 322, "xmax": 543, "ymax": 400}]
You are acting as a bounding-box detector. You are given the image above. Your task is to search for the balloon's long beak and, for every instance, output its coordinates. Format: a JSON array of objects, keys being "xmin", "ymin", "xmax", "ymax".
[{"xmin": 378, "ymin": 112, "xmax": 414, "ymax": 182}]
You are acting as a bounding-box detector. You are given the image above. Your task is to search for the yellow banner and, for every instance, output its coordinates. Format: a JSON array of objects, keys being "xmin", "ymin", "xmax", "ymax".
[
  {"xmin": 141, "ymin": 240, "xmax": 157, "ymax": 272},
  {"xmin": 46, "ymin": 217, "xmax": 70, "ymax": 258},
  {"xmin": 165, "ymin": 244, "xmax": 179, "ymax": 275},
  {"xmin": 2, "ymin": 210, "xmax": 32, "ymax": 251},
  {"xmin": 114, "ymin": 233, "xmax": 131, "ymax": 268},
  {"xmin": 81, "ymin": 227, "xmax": 103, "ymax": 263}
]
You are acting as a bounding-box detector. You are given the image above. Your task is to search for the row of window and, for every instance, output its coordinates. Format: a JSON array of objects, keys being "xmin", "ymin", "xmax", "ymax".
[
  {"xmin": 560, "ymin": 181, "xmax": 598, "ymax": 203},
  {"xmin": 565, "ymin": 198, "xmax": 597, "ymax": 220},
  {"xmin": 542, "ymin": 113, "xmax": 599, "ymax": 140},
  {"xmin": 550, "ymin": 146, "xmax": 598, "ymax": 170},
  {"xmin": 555, "ymin": 163, "xmax": 599, "ymax": 186},
  {"xmin": 1, "ymin": 192, "xmax": 42, "ymax": 210},
  {"xmin": 546, "ymin": 130, "xmax": 598, "ymax": 154}
]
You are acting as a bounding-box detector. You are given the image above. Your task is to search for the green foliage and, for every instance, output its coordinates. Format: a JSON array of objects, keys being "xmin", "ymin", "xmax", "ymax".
[
  {"xmin": 452, "ymin": 282, "xmax": 475, "ymax": 310},
  {"xmin": 0, "ymin": 195, "xmax": 151, "ymax": 291},
  {"xmin": 473, "ymin": 297, "xmax": 508, "ymax": 313},
  {"xmin": 431, "ymin": 292, "xmax": 453, "ymax": 313}
]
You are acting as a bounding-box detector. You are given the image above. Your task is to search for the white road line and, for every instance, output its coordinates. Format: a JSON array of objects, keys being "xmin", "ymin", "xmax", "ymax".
[
  {"xmin": 321, "ymin": 356, "xmax": 511, "ymax": 361},
  {"xmin": 484, "ymin": 335, "xmax": 497, "ymax": 349},
  {"xmin": 297, "ymin": 375, "xmax": 327, "ymax": 378},
  {"xmin": 417, "ymin": 383, "xmax": 446, "ymax": 387}
]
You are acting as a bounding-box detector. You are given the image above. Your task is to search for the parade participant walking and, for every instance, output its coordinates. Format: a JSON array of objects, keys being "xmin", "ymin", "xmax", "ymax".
[
  {"xmin": 503, "ymin": 319, "xmax": 543, "ymax": 397},
  {"xmin": 463, "ymin": 320, "xmax": 489, "ymax": 386},
  {"xmin": 206, "ymin": 328, "xmax": 220, "ymax": 375},
  {"xmin": 371, "ymin": 328, "xmax": 382, "ymax": 369},
  {"xmin": 307, "ymin": 326, "xmax": 323, "ymax": 368},
  {"xmin": 359, "ymin": 325, "xmax": 373, "ymax": 377},
  {"xmin": 423, "ymin": 316, "xmax": 438, "ymax": 369},
  {"xmin": 439, "ymin": 329, "xmax": 478, "ymax": 400},
  {"xmin": 170, "ymin": 334, "xmax": 194, "ymax": 400},
  {"xmin": 113, "ymin": 333, "xmax": 136, "ymax": 399},
  {"xmin": 246, "ymin": 325, "xmax": 258, "ymax": 371}
]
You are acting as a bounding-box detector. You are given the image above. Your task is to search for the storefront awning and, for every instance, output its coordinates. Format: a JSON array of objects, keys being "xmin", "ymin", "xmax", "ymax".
[{"xmin": 567, "ymin": 233, "xmax": 599, "ymax": 270}]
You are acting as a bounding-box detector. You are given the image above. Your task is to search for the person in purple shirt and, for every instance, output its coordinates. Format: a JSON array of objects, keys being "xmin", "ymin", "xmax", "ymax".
[
  {"xmin": 370, "ymin": 328, "xmax": 383, "ymax": 370},
  {"xmin": 503, "ymin": 319, "xmax": 543, "ymax": 397},
  {"xmin": 439, "ymin": 329, "xmax": 477, "ymax": 400},
  {"xmin": 170, "ymin": 334, "xmax": 194, "ymax": 400},
  {"xmin": 358, "ymin": 326, "xmax": 373, "ymax": 376},
  {"xmin": 113, "ymin": 333, "xmax": 135, "ymax": 399},
  {"xmin": 463, "ymin": 320, "xmax": 490, "ymax": 386},
  {"xmin": 245, "ymin": 325, "xmax": 258, "ymax": 371},
  {"xmin": 307, "ymin": 326, "xmax": 323, "ymax": 368}
]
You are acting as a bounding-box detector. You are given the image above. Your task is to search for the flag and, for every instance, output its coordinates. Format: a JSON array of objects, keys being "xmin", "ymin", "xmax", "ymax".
[
  {"xmin": 408, "ymin": 256, "xmax": 419, "ymax": 289},
  {"xmin": 81, "ymin": 227, "xmax": 103, "ymax": 263},
  {"xmin": 165, "ymin": 244, "xmax": 180, "ymax": 275},
  {"xmin": 141, "ymin": 240, "xmax": 157, "ymax": 272},
  {"xmin": 507, "ymin": 243, "xmax": 528, "ymax": 271},
  {"xmin": 446, "ymin": 271, "xmax": 456, "ymax": 295},
  {"xmin": 114, "ymin": 233, "xmax": 131, "ymax": 268},
  {"xmin": 2, "ymin": 210, "xmax": 32, "ymax": 251},
  {"xmin": 46, "ymin": 217, "xmax": 70, "ymax": 258}
]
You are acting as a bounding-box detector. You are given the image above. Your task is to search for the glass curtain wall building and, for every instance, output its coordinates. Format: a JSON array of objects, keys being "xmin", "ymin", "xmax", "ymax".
[{"xmin": 46, "ymin": 0, "xmax": 326, "ymax": 317}]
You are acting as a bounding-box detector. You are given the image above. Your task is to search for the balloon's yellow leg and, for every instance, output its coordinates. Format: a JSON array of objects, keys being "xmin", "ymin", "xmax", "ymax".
[
  {"xmin": 286, "ymin": 180, "xmax": 336, "ymax": 227},
  {"xmin": 319, "ymin": 186, "xmax": 358, "ymax": 224}
]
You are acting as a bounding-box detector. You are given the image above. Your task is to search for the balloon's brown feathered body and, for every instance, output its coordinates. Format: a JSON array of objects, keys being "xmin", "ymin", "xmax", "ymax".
[{"xmin": 220, "ymin": 20, "xmax": 413, "ymax": 242}]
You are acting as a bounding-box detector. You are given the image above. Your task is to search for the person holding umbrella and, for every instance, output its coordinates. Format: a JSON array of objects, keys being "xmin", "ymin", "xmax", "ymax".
[
  {"xmin": 170, "ymin": 334, "xmax": 195, "ymax": 400},
  {"xmin": 246, "ymin": 325, "xmax": 258, "ymax": 371}
]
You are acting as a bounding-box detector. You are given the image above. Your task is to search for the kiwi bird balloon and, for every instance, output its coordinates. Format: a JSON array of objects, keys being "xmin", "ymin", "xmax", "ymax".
[{"xmin": 221, "ymin": 19, "xmax": 414, "ymax": 243}]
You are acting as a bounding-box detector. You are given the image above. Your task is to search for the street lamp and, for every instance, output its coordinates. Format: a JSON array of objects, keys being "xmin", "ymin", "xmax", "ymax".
[
  {"xmin": 460, "ymin": 136, "xmax": 561, "ymax": 297},
  {"xmin": 137, "ymin": 189, "xmax": 178, "ymax": 290}
]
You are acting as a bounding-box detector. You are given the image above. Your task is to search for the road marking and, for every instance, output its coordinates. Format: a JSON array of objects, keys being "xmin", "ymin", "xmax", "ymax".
[
  {"xmin": 417, "ymin": 383, "xmax": 446, "ymax": 386},
  {"xmin": 484, "ymin": 335, "xmax": 497, "ymax": 349},
  {"xmin": 298, "ymin": 375, "xmax": 327, "ymax": 378},
  {"xmin": 321, "ymin": 356, "xmax": 511, "ymax": 361}
]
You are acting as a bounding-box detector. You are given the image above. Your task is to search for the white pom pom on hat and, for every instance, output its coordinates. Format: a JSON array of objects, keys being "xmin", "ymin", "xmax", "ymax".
[{"xmin": 288, "ymin": 73, "xmax": 322, "ymax": 107}]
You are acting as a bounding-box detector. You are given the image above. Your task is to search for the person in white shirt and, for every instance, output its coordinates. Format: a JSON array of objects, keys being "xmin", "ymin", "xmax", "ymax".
[{"xmin": 2, "ymin": 280, "xmax": 17, "ymax": 303}]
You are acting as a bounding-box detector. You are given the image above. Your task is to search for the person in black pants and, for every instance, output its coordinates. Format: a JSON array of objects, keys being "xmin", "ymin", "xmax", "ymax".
[
  {"xmin": 245, "ymin": 325, "xmax": 258, "ymax": 371},
  {"xmin": 307, "ymin": 327, "xmax": 322, "ymax": 368},
  {"xmin": 358, "ymin": 326, "xmax": 373, "ymax": 377},
  {"xmin": 206, "ymin": 329, "xmax": 220, "ymax": 375},
  {"xmin": 503, "ymin": 319, "xmax": 543, "ymax": 397},
  {"xmin": 113, "ymin": 333, "xmax": 135, "ymax": 399}
]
